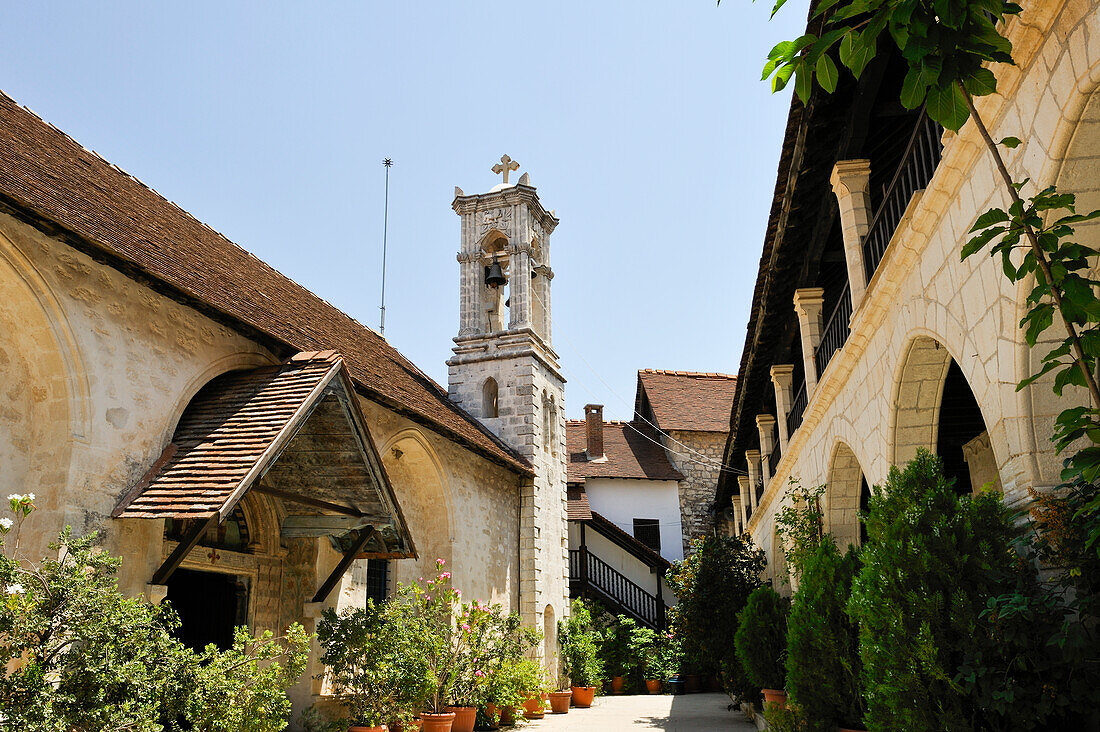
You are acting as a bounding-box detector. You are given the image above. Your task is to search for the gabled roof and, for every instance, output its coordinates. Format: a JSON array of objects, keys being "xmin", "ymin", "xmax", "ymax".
[
  {"xmin": 566, "ymin": 420, "xmax": 683, "ymax": 483},
  {"xmin": 0, "ymin": 91, "xmax": 530, "ymax": 477},
  {"xmin": 115, "ymin": 351, "xmax": 415, "ymax": 557},
  {"xmin": 636, "ymin": 369, "xmax": 738, "ymax": 433}
]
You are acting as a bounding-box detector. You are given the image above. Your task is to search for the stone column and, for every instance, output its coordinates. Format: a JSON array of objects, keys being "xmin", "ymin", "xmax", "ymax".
[
  {"xmin": 830, "ymin": 159, "xmax": 873, "ymax": 307},
  {"xmin": 457, "ymin": 252, "xmax": 480, "ymax": 336},
  {"xmin": 771, "ymin": 365, "xmax": 795, "ymax": 451},
  {"xmin": 756, "ymin": 414, "xmax": 777, "ymax": 484},
  {"xmin": 793, "ymin": 288, "xmax": 826, "ymax": 393},
  {"xmin": 745, "ymin": 450, "xmax": 761, "ymax": 513},
  {"xmin": 509, "ymin": 249, "xmax": 531, "ymax": 328},
  {"xmin": 737, "ymin": 476, "xmax": 751, "ymax": 530}
]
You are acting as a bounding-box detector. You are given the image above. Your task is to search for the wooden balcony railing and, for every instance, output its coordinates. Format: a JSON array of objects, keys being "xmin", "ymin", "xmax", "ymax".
[
  {"xmin": 569, "ymin": 549, "xmax": 663, "ymax": 628},
  {"xmin": 862, "ymin": 111, "xmax": 943, "ymax": 281},
  {"xmin": 768, "ymin": 439, "xmax": 781, "ymax": 477},
  {"xmin": 786, "ymin": 380, "xmax": 808, "ymax": 438},
  {"xmin": 814, "ymin": 284, "xmax": 853, "ymax": 377}
]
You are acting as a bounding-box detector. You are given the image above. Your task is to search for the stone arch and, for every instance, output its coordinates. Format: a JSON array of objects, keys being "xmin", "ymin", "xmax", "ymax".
[
  {"xmin": 482, "ymin": 377, "xmax": 499, "ymax": 418},
  {"xmin": 478, "ymin": 229, "xmax": 509, "ymax": 254},
  {"xmin": 892, "ymin": 334, "xmax": 1000, "ymax": 493},
  {"xmin": 824, "ymin": 441, "xmax": 867, "ymax": 549},
  {"xmin": 379, "ymin": 428, "xmax": 454, "ymax": 586}
]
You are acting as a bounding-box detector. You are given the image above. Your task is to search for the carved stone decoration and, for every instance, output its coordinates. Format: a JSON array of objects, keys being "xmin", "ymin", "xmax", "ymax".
[
  {"xmin": 477, "ymin": 208, "xmax": 514, "ymax": 242},
  {"xmin": 961, "ymin": 431, "xmax": 1003, "ymax": 493}
]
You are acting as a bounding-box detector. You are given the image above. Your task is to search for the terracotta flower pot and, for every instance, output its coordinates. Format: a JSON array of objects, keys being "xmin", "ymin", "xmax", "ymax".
[
  {"xmin": 522, "ymin": 694, "xmax": 545, "ymax": 719},
  {"xmin": 610, "ymin": 675, "xmax": 625, "ymax": 694},
  {"xmin": 645, "ymin": 679, "xmax": 662, "ymax": 694},
  {"xmin": 419, "ymin": 712, "xmax": 455, "ymax": 732},
  {"xmin": 548, "ymin": 691, "xmax": 572, "ymax": 713},
  {"xmin": 762, "ymin": 688, "xmax": 788, "ymax": 709},
  {"xmin": 445, "ymin": 707, "xmax": 476, "ymax": 732},
  {"xmin": 498, "ymin": 706, "xmax": 515, "ymax": 726},
  {"xmin": 349, "ymin": 726, "xmax": 387, "ymax": 732},
  {"xmin": 483, "ymin": 703, "xmax": 500, "ymax": 729},
  {"xmin": 571, "ymin": 685, "xmax": 596, "ymax": 708}
]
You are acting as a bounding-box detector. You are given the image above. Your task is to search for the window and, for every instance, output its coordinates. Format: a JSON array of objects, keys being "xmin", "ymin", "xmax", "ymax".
[
  {"xmin": 366, "ymin": 559, "xmax": 389, "ymax": 604},
  {"xmin": 482, "ymin": 377, "xmax": 498, "ymax": 418},
  {"xmin": 633, "ymin": 518, "xmax": 661, "ymax": 552}
]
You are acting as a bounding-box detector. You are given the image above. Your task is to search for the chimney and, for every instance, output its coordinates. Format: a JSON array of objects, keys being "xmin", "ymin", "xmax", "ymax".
[{"xmin": 585, "ymin": 404, "xmax": 604, "ymax": 460}]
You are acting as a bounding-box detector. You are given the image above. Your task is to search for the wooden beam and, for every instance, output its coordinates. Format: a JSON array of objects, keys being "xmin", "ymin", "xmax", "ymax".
[
  {"xmin": 281, "ymin": 515, "xmax": 372, "ymax": 538},
  {"xmin": 151, "ymin": 516, "xmax": 214, "ymax": 585},
  {"xmin": 312, "ymin": 527, "xmax": 375, "ymax": 603},
  {"xmin": 254, "ymin": 485, "xmax": 363, "ymax": 517}
]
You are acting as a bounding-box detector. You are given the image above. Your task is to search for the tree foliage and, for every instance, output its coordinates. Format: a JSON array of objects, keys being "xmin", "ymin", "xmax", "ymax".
[
  {"xmin": 558, "ymin": 598, "xmax": 604, "ymax": 688},
  {"xmin": 734, "ymin": 585, "xmax": 790, "ymax": 691}
]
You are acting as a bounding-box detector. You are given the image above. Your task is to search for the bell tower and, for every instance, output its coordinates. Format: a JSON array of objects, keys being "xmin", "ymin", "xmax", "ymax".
[{"xmin": 448, "ymin": 155, "xmax": 569, "ymax": 641}]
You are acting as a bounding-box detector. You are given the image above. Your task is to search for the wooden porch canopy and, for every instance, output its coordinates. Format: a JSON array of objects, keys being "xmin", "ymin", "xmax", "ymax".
[{"xmin": 114, "ymin": 351, "xmax": 416, "ymax": 597}]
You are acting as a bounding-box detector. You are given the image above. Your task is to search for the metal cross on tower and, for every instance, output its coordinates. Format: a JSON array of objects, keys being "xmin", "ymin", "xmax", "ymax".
[{"xmin": 491, "ymin": 154, "xmax": 520, "ymax": 184}]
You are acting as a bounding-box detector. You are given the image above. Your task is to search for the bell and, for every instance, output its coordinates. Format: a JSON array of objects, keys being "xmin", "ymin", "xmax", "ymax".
[{"xmin": 484, "ymin": 261, "xmax": 507, "ymax": 288}]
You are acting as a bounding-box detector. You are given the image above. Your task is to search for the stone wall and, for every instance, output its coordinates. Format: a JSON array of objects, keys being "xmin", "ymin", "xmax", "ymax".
[
  {"xmin": 664, "ymin": 429, "xmax": 726, "ymax": 554},
  {"xmin": 746, "ymin": 0, "xmax": 1100, "ymax": 584}
]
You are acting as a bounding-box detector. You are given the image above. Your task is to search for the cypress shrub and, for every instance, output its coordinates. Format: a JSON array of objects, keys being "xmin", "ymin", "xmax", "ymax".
[
  {"xmin": 734, "ymin": 585, "xmax": 789, "ymax": 691},
  {"xmin": 785, "ymin": 538, "xmax": 863, "ymax": 731}
]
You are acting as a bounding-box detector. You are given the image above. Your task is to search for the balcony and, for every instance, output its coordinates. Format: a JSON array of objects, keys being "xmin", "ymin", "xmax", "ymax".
[
  {"xmin": 862, "ymin": 111, "xmax": 943, "ymax": 281},
  {"xmin": 814, "ymin": 284, "xmax": 853, "ymax": 377},
  {"xmin": 768, "ymin": 439, "xmax": 780, "ymax": 477},
  {"xmin": 786, "ymin": 380, "xmax": 808, "ymax": 437}
]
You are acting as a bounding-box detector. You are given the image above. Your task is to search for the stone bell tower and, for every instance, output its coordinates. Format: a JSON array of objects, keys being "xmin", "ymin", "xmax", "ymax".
[{"xmin": 447, "ymin": 155, "xmax": 569, "ymax": 641}]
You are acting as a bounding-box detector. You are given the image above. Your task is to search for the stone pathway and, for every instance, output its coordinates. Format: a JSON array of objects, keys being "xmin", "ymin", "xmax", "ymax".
[{"xmin": 522, "ymin": 692, "xmax": 755, "ymax": 731}]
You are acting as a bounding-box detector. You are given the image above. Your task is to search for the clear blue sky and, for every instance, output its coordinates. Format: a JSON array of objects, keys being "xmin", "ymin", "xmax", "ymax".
[{"xmin": 2, "ymin": 1, "xmax": 807, "ymax": 421}]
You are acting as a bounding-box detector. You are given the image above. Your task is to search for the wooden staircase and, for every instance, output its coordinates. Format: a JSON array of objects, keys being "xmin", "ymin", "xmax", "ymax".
[{"xmin": 569, "ymin": 548, "xmax": 665, "ymax": 629}]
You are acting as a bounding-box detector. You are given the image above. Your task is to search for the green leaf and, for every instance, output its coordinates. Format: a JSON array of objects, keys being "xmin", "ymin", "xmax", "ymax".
[
  {"xmin": 816, "ymin": 54, "xmax": 839, "ymax": 93},
  {"xmin": 926, "ymin": 83, "xmax": 970, "ymax": 131},
  {"xmin": 900, "ymin": 60, "xmax": 940, "ymax": 109},
  {"xmin": 795, "ymin": 63, "xmax": 813, "ymax": 103},
  {"xmin": 810, "ymin": 0, "xmax": 844, "ymax": 19},
  {"xmin": 962, "ymin": 226, "xmax": 1005, "ymax": 259},
  {"xmin": 970, "ymin": 207, "xmax": 1009, "ymax": 232},
  {"xmin": 1000, "ymin": 137, "xmax": 1022, "ymax": 149},
  {"xmin": 772, "ymin": 64, "xmax": 795, "ymax": 93}
]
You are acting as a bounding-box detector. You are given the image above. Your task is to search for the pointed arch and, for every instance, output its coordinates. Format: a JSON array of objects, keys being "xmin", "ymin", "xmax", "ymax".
[{"xmin": 482, "ymin": 377, "xmax": 499, "ymax": 418}]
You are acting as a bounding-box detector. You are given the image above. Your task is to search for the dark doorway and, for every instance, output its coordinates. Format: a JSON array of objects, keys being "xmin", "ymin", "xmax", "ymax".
[
  {"xmin": 936, "ymin": 361, "xmax": 988, "ymax": 496},
  {"xmin": 166, "ymin": 569, "xmax": 249, "ymax": 652},
  {"xmin": 860, "ymin": 475, "xmax": 871, "ymax": 545}
]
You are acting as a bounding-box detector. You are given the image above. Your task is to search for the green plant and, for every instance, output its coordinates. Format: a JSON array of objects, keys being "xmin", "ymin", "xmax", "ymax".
[
  {"xmin": 317, "ymin": 601, "xmax": 431, "ymax": 727},
  {"xmin": 848, "ymin": 451, "xmax": 1016, "ymax": 731},
  {"xmin": 774, "ymin": 481, "xmax": 826, "ymax": 581},
  {"xmin": 185, "ymin": 625, "xmax": 311, "ymax": 732},
  {"xmin": 653, "ymin": 632, "xmax": 682, "ymax": 681},
  {"xmin": 625, "ymin": 624, "xmax": 659, "ymax": 679},
  {"xmin": 483, "ymin": 614, "xmax": 541, "ymax": 712},
  {"xmin": 596, "ymin": 613, "xmax": 637, "ymax": 679},
  {"xmin": 666, "ymin": 534, "xmax": 765, "ymax": 692},
  {"xmin": 494, "ymin": 657, "xmax": 549, "ymax": 719},
  {"xmin": 763, "ymin": 703, "xmax": 809, "ymax": 732},
  {"xmin": 558, "ymin": 598, "xmax": 603, "ymax": 688},
  {"xmin": 785, "ymin": 539, "xmax": 863, "ymax": 732},
  {"xmin": 734, "ymin": 585, "xmax": 789, "ymax": 691}
]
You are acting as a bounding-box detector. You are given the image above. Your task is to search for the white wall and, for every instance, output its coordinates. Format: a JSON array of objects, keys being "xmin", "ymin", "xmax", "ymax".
[
  {"xmin": 568, "ymin": 522, "xmax": 676, "ymax": 608},
  {"xmin": 583, "ymin": 478, "xmax": 684, "ymax": 562}
]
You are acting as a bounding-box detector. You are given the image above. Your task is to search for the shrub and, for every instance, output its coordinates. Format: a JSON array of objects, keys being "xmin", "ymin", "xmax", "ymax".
[
  {"xmin": 848, "ymin": 451, "xmax": 1016, "ymax": 731},
  {"xmin": 666, "ymin": 534, "xmax": 765, "ymax": 694},
  {"xmin": 785, "ymin": 539, "xmax": 863, "ymax": 731},
  {"xmin": 558, "ymin": 598, "xmax": 603, "ymax": 688},
  {"xmin": 596, "ymin": 612, "xmax": 635, "ymax": 680},
  {"xmin": 734, "ymin": 585, "xmax": 789, "ymax": 691},
  {"xmin": 774, "ymin": 480, "xmax": 826, "ymax": 582}
]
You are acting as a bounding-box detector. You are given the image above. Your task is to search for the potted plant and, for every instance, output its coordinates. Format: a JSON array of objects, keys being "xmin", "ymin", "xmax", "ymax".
[
  {"xmin": 559, "ymin": 599, "xmax": 603, "ymax": 708},
  {"xmin": 318, "ymin": 601, "xmax": 432, "ymax": 732},
  {"xmin": 734, "ymin": 585, "xmax": 790, "ymax": 709},
  {"xmin": 513, "ymin": 659, "xmax": 550, "ymax": 719},
  {"xmin": 601, "ymin": 615, "xmax": 637, "ymax": 693},
  {"xmin": 626, "ymin": 624, "xmax": 663, "ymax": 694},
  {"xmin": 482, "ymin": 616, "xmax": 541, "ymax": 727}
]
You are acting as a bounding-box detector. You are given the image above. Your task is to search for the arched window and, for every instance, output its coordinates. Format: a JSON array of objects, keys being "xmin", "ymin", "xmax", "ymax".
[{"xmin": 483, "ymin": 377, "xmax": 499, "ymax": 418}]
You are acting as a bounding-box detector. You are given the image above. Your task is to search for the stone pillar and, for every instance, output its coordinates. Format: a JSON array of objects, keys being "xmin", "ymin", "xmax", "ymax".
[
  {"xmin": 771, "ymin": 365, "xmax": 795, "ymax": 451},
  {"xmin": 830, "ymin": 159, "xmax": 873, "ymax": 307},
  {"xmin": 509, "ymin": 249, "xmax": 531, "ymax": 328},
  {"xmin": 756, "ymin": 414, "xmax": 777, "ymax": 484},
  {"xmin": 745, "ymin": 450, "xmax": 761, "ymax": 513},
  {"xmin": 793, "ymin": 288, "xmax": 826, "ymax": 393},
  {"xmin": 457, "ymin": 252, "xmax": 480, "ymax": 336},
  {"xmin": 737, "ymin": 476, "xmax": 751, "ymax": 529}
]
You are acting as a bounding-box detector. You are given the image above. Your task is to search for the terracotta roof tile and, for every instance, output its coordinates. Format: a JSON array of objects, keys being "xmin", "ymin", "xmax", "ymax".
[
  {"xmin": 566, "ymin": 484, "xmax": 593, "ymax": 521},
  {"xmin": 0, "ymin": 92, "xmax": 530, "ymax": 476},
  {"xmin": 636, "ymin": 370, "xmax": 737, "ymax": 433},
  {"xmin": 566, "ymin": 420, "xmax": 683, "ymax": 483}
]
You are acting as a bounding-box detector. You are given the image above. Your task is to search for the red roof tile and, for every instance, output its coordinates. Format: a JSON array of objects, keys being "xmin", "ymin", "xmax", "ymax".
[
  {"xmin": 636, "ymin": 370, "xmax": 737, "ymax": 433},
  {"xmin": 567, "ymin": 484, "xmax": 593, "ymax": 521},
  {"xmin": 566, "ymin": 420, "xmax": 683, "ymax": 483},
  {"xmin": 0, "ymin": 92, "xmax": 530, "ymax": 476}
]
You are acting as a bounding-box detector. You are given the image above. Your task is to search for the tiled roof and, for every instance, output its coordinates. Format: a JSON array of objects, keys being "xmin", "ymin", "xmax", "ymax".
[
  {"xmin": 566, "ymin": 484, "xmax": 593, "ymax": 521},
  {"xmin": 113, "ymin": 352, "xmax": 415, "ymax": 556},
  {"xmin": 0, "ymin": 92, "xmax": 530, "ymax": 477},
  {"xmin": 636, "ymin": 370, "xmax": 738, "ymax": 433},
  {"xmin": 566, "ymin": 420, "xmax": 683, "ymax": 483}
]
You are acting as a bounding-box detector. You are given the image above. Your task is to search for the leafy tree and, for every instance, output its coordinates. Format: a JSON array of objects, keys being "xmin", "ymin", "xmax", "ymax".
[
  {"xmin": 734, "ymin": 586, "xmax": 789, "ymax": 691},
  {"xmin": 666, "ymin": 534, "xmax": 765, "ymax": 698},
  {"xmin": 774, "ymin": 480, "xmax": 826, "ymax": 582},
  {"xmin": 785, "ymin": 539, "xmax": 863, "ymax": 731}
]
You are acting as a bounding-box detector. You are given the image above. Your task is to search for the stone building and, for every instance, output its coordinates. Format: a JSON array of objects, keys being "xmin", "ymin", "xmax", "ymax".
[
  {"xmin": 0, "ymin": 90, "xmax": 568, "ymax": 722},
  {"xmin": 713, "ymin": 0, "xmax": 1100, "ymax": 587}
]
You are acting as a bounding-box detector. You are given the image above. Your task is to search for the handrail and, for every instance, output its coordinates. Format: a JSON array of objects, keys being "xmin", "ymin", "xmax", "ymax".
[
  {"xmin": 814, "ymin": 283, "xmax": 853, "ymax": 377},
  {"xmin": 861, "ymin": 110, "xmax": 943, "ymax": 281},
  {"xmin": 569, "ymin": 549, "xmax": 662, "ymax": 628},
  {"xmin": 786, "ymin": 380, "xmax": 808, "ymax": 437}
]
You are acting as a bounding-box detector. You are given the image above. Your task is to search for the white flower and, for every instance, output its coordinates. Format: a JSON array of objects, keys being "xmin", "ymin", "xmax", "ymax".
[
  {"xmin": 0, "ymin": 518, "xmax": 12, "ymax": 530},
  {"xmin": 6, "ymin": 495, "xmax": 20, "ymax": 502},
  {"xmin": 5, "ymin": 584, "xmax": 24, "ymax": 595},
  {"xmin": 26, "ymin": 494, "xmax": 34, "ymax": 501}
]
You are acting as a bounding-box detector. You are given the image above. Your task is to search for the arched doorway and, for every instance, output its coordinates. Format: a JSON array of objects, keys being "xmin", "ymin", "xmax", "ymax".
[
  {"xmin": 825, "ymin": 441, "xmax": 869, "ymax": 548},
  {"xmin": 893, "ymin": 336, "xmax": 1000, "ymax": 494}
]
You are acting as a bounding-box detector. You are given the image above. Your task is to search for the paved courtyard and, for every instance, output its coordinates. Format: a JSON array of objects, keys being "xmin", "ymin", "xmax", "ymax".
[{"xmin": 525, "ymin": 692, "xmax": 755, "ymax": 731}]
